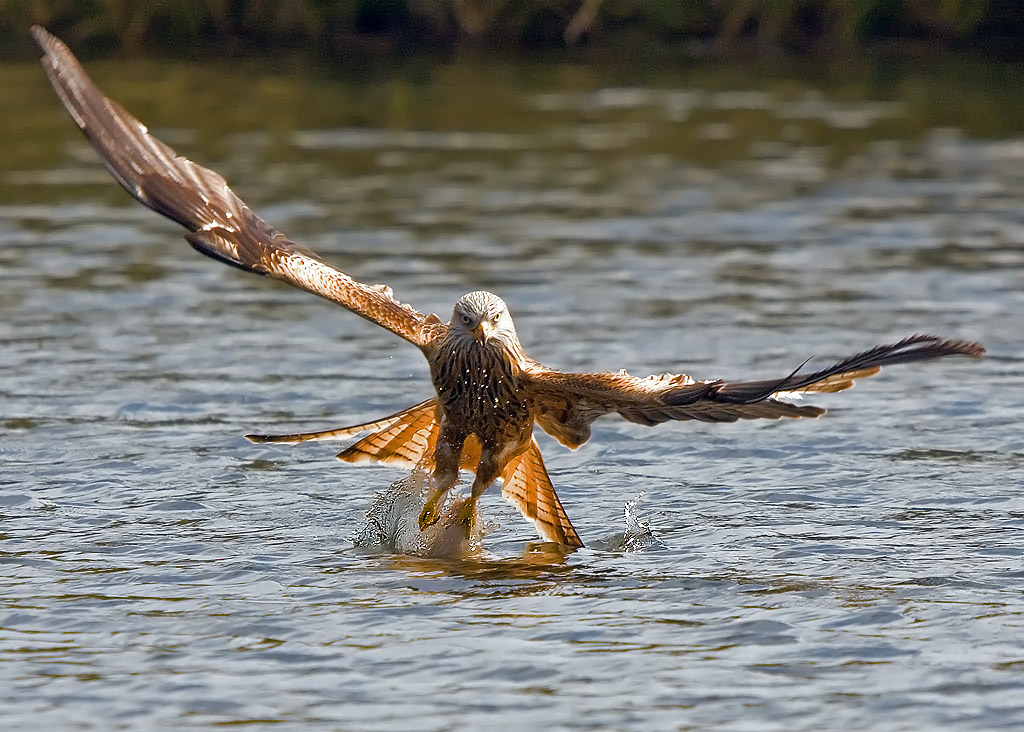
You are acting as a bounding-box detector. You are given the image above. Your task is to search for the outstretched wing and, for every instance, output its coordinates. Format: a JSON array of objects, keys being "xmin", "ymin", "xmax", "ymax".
[
  {"xmin": 245, "ymin": 399, "xmax": 440, "ymax": 446},
  {"xmin": 526, "ymin": 335, "xmax": 985, "ymax": 449},
  {"xmin": 32, "ymin": 26, "xmax": 440, "ymax": 349}
]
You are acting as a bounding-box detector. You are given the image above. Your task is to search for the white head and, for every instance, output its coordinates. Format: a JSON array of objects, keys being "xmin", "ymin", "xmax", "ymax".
[{"xmin": 450, "ymin": 290, "xmax": 519, "ymax": 349}]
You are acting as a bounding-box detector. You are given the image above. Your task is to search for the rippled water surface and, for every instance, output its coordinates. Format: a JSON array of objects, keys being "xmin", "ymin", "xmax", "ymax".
[{"xmin": 2, "ymin": 52, "xmax": 1023, "ymax": 730}]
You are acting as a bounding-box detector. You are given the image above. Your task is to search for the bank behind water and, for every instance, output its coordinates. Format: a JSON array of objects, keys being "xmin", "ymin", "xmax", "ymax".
[{"xmin": 3, "ymin": 1, "xmax": 1024, "ymax": 57}]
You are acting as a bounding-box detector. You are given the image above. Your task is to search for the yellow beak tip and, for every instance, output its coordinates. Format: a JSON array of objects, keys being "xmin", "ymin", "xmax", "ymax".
[{"xmin": 473, "ymin": 323, "xmax": 491, "ymax": 342}]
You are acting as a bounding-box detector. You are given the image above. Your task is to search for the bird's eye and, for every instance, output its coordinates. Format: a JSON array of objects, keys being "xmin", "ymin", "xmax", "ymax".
[{"xmin": 460, "ymin": 313, "xmax": 472, "ymax": 325}]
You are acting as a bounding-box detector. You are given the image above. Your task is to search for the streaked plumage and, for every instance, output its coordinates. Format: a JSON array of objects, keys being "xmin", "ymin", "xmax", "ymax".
[{"xmin": 34, "ymin": 27, "xmax": 985, "ymax": 549}]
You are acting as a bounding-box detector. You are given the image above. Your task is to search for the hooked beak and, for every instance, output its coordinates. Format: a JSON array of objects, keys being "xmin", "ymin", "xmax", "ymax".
[{"xmin": 472, "ymin": 321, "xmax": 493, "ymax": 344}]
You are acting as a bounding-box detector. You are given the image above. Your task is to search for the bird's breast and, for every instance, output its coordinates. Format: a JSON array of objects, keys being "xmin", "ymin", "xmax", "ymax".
[{"xmin": 429, "ymin": 341, "xmax": 532, "ymax": 442}]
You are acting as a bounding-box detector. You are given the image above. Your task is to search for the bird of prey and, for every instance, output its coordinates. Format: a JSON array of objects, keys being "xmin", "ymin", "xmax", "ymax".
[{"xmin": 33, "ymin": 26, "xmax": 985, "ymax": 549}]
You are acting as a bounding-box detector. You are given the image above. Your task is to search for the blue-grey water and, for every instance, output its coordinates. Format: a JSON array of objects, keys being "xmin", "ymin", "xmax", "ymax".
[{"xmin": 1, "ymin": 53, "xmax": 1023, "ymax": 730}]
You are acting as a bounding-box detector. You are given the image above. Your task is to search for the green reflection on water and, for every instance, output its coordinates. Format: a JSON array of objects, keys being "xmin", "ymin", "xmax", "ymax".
[{"xmin": 6, "ymin": 52, "xmax": 1024, "ymax": 208}]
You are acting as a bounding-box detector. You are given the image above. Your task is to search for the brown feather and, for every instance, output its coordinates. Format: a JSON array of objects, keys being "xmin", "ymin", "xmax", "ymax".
[
  {"xmin": 32, "ymin": 25, "xmax": 440, "ymax": 349},
  {"xmin": 527, "ymin": 334, "xmax": 984, "ymax": 443},
  {"xmin": 324, "ymin": 400, "xmax": 482, "ymax": 471},
  {"xmin": 245, "ymin": 399, "xmax": 438, "ymax": 444},
  {"xmin": 338, "ymin": 410, "xmax": 438, "ymax": 467},
  {"xmin": 500, "ymin": 440, "xmax": 583, "ymax": 548}
]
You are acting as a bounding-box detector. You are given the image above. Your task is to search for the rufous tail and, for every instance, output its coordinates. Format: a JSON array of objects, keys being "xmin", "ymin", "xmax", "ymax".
[
  {"xmin": 331, "ymin": 399, "xmax": 482, "ymax": 471},
  {"xmin": 245, "ymin": 399, "xmax": 438, "ymax": 445},
  {"xmin": 249, "ymin": 398, "xmax": 583, "ymax": 548},
  {"xmin": 500, "ymin": 439, "xmax": 583, "ymax": 548}
]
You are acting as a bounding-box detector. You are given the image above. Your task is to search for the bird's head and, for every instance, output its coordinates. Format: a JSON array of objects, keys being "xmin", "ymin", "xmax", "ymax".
[{"xmin": 451, "ymin": 290, "xmax": 519, "ymax": 350}]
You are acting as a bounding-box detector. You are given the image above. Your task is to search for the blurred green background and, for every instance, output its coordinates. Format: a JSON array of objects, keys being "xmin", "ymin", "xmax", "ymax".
[{"xmin": 2, "ymin": 0, "xmax": 1022, "ymax": 58}]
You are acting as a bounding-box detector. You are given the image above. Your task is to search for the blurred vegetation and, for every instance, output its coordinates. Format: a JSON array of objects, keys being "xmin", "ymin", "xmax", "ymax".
[{"xmin": 1, "ymin": 0, "xmax": 1022, "ymax": 57}]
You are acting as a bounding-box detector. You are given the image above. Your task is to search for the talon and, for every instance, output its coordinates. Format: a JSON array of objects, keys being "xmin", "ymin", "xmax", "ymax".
[
  {"xmin": 455, "ymin": 497, "xmax": 477, "ymax": 530},
  {"xmin": 418, "ymin": 498, "xmax": 442, "ymax": 531}
]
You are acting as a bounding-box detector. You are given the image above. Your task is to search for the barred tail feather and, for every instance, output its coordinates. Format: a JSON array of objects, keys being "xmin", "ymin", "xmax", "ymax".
[
  {"xmin": 336, "ymin": 401, "xmax": 441, "ymax": 469},
  {"xmin": 331, "ymin": 400, "xmax": 482, "ymax": 471},
  {"xmin": 245, "ymin": 399, "xmax": 438, "ymax": 445},
  {"xmin": 500, "ymin": 440, "xmax": 583, "ymax": 548}
]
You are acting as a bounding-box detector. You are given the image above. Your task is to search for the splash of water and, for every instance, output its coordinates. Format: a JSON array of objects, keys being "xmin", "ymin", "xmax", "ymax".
[
  {"xmin": 351, "ymin": 470, "xmax": 484, "ymax": 558},
  {"xmin": 593, "ymin": 491, "xmax": 664, "ymax": 552},
  {"xmin": 620, "ymin": 492, "xmax": 662, "ymax": 552}
]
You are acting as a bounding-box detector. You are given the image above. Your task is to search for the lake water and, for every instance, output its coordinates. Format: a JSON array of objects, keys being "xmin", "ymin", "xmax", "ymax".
[{"xmin": 2, "ymin": 49, "xmax": 1023, "ymax": 730}]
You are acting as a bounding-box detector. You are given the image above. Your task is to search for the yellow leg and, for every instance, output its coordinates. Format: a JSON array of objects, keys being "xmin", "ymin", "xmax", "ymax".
[
  {"xmin": 418, "ymin": 486, "xmax": 448, "ymax": 530},
  {"xmin": 454, "ymin": 495, "xmax": 478, "ymax": 530},
  {"xmin": 419, "ymin": 429, "xmax": 463, "ymax": 531},
  {"xmin": 450, "ymin": 453, "xmax": 499, "ymax": 534}
]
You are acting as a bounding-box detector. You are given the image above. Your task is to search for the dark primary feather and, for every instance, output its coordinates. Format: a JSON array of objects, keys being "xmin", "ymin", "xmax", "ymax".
[
  {"xmin": 704, "ymin": 334, "xmax": 985, "ymax": 405},
  {"xmin": 526, "ymin": 335, "xmax": 984, "ymax": 447},
  {"xmin": 32, "ymin": 25, "xmax": 438, "ymax": 349}
]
